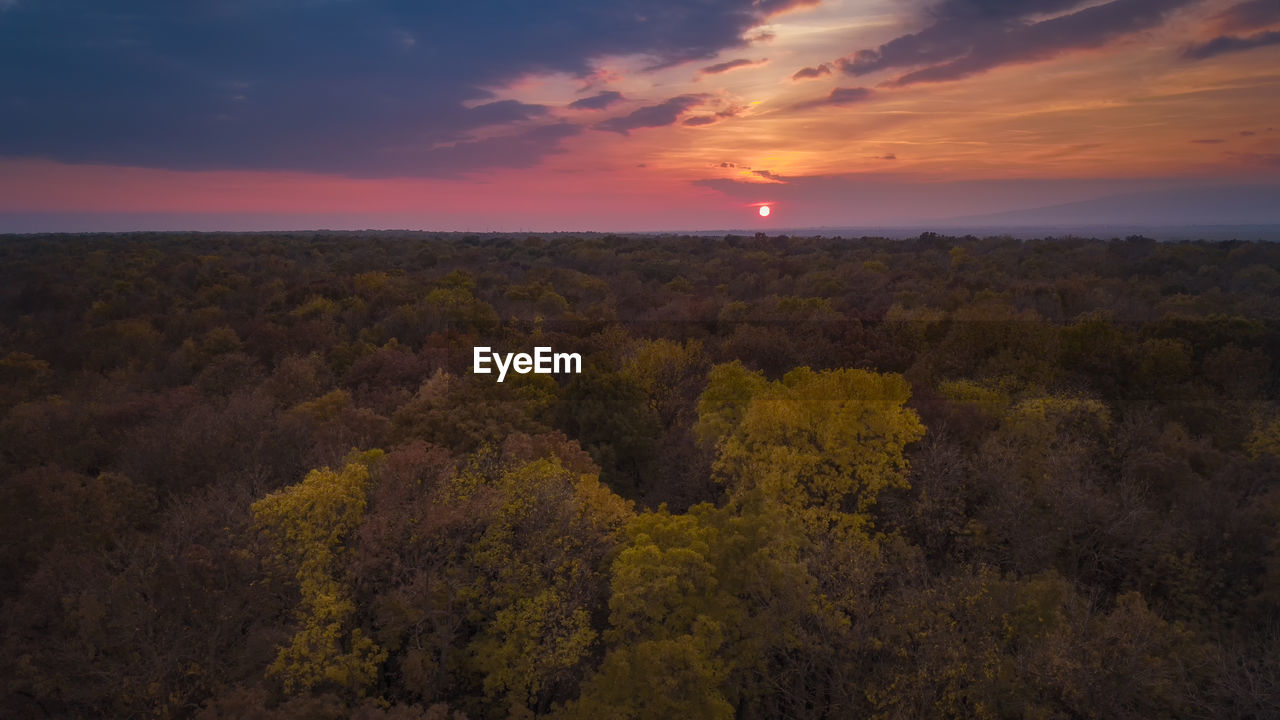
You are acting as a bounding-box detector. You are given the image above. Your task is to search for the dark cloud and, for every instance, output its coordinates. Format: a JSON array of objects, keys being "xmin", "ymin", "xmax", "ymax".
[
  {"xmin": 684, "ymin": 104, "xmax": 744, "ymax": 126},
  {"xmin": 1211, "ymin": 0, "xmax": 1280, "ymax": 32},
  {"xmin": 829, "ymin": 87, "xmax": 873, "ymax": 103},
  {"xmin": 839, "ymin": 0, "xmax": 1084, "ymax": 76},
  {"xmin": 374, "ymin": 123, "xmax": 583, "ymax": 178},
  {"xmin": 876, "ymin": 153, "xmax": 897, "ymax": 160},
  {"xmin": 839, "ymin": 0, "xmax": 1192, "ymax": 86},
  {"xmin": 568, "ymin": 91, "xmax": 625, "ymax": 111},
  {"xmin": 752, "ymin": 169, "xmax": 787, "ymax": 181},
  {"xmin": 1184, "ymin": 29, "xmax": 1280, "ymax": 60},
  {"xmin": 596, "ymin": 95, "xmax": 705, "ymax": 135},
  {"xmin": 791, "ymin": 64, "xmax": 832, "ymax": 81},
  {"xmin": 931, "ymin": 0, "xmax": 1089, "ymax": 22},
  {"xmin": 794, "ymin": 86, "xmax": 874, "ymax": 110},
  {"xmin": 699, "ymin": 58, "xmax": 763, "ymax": 75},
  {"xmin": 1241, "ymin": 130, "xmax": 1256, "ymax": 136},
  {"xmin": 0, "ymin": 0, "xmax": 814, "ymax": 176},
  {"xmin": 1190, "ymin": 138, "xmax": 1225, "ymax": 144},
  {"xmin": 468, "ymin": 100, "xmax": 548, "ymax": 125}
]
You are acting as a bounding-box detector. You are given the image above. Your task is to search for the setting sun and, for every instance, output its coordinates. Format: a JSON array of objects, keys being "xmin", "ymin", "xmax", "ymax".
[{"xmin": 759, "ymin": 205, "xmax": 771, "ymax": 218}]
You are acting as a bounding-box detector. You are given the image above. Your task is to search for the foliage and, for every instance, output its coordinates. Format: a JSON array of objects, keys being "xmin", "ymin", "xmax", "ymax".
[
  {"xmin": 707, "ymin": 365, "xmax": 926, "ymax": 528},
  {"xmin": 253, "ymin": 454, "xmax": 388, "ymax": 695},
  {"xmin": 1, "ymin": 231, "xmax": 1277, "ymax": 719}
]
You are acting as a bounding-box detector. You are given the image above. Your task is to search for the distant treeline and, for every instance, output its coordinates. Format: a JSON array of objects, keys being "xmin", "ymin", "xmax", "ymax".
[{"xmin": 1, "ymin": 232, "xmax": 1277, "ymax": 719}]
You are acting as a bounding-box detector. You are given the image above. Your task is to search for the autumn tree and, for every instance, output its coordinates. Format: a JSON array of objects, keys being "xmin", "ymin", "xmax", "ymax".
[
  {"xmin": 252, "ymin": 453, "xmax": 388, "ymax": 697},
  {"xmin": 701, "ymin": 364, "xmax": 926, "ymax": 533}
]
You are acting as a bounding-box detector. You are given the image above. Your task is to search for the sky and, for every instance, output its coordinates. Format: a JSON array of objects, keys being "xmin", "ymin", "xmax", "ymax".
[{"xmin": 1, "ymin": 0, "xmax": 1278, "ymax": 232}]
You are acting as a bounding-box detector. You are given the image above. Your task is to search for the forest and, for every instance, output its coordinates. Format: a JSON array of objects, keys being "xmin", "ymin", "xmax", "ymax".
[{"xmin": 1, "ymin": 231, "xmax": 1277, "ymax": 719}]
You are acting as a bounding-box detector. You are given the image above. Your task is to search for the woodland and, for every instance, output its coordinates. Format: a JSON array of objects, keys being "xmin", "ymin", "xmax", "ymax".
[{"xmin": 1, "ymin": 231, "xmax": 1277, "ymax": 719}]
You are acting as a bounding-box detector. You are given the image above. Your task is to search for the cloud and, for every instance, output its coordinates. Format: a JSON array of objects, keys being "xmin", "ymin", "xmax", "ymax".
[
  {"xmin": 682, "ymin": 104, "xmax": 744, "ymax": 126},
  {"xmin": 1211, "ymin": 0, "xmax": 1280, "ymax": 32},
  {"xmin": 1190, "ymin": 138, "xmax": 1224, "ymax": 144},
  {"xmin": 829, "ymin": 87, "xmax": 873, "ymax": 103},
  {"xmin": 0, "ymin": 0, "xmax": 815, "ymax": 176},
  {"xmin": 569, "ymin": 91, "xmax": 624, "ymax": 111},
  {"xmin": 699, "ymin": 58, "xmax": 765, "ymax": 75},
  {"xmin": 373, "ymin": 123, "xmax": 583, "ymax": 178},
  {"xmin": 1184, "ymin": 29, "xmax": 1280, "ymax": 60},
  {"xmin": 596, "ymin": 95, "xmax": 705, "ymax": 135},
  {"xmin": 793, "ymin": 86, "xmax": 874, "ymax": 110},
  {"xmin": 839, "ymin": 0, "xmax": 1193, "ymax": 86},
  {"xmin": 875, "ymin": 153, "xmax": 897, "ymax": 160},
  {"xmin": 752, "ymin": 169, "xmax": 787, "ymax": 182},
  {"xmin": 1241, "ymin": 130, "xmax": 1256, "ymax": 136},
  {"xmin": 791, "ymin": 64, "xmax": 831, "ymax": 81},
  {"xmin": 467, "ymin": 100, "xmax": 547, "ymax": 125}
]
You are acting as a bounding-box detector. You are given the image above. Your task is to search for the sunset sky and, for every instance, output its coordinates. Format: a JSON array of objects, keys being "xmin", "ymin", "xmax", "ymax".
[{"xmin": 2, "ymin": 0, "xmax": 1278, "ymax": 231}]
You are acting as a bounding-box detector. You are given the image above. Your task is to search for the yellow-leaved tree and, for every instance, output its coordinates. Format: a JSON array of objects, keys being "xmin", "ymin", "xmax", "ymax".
[
  {"xmin": 252, "ymin": 451, "xmax": 387, "ymax": 695},
  {"xmin": 459, "ymin": 455, "xmax": 634, "ymax": 714},
  {"xmin": 700, "ymin": 364, "xmax": 926, "ymax": 533},
  {"xmin": 560, "ymin": 505, "xmax": 796, "ymax": 720},
  {"xmin": 563, "ymin": 365, "xmax": 927, "ymax": 719}
]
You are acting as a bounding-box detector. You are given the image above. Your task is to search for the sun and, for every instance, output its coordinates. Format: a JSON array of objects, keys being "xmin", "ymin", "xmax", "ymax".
[{"xmin": 759, "ymin": 205, "xmax": 771, "ymax": 217}]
